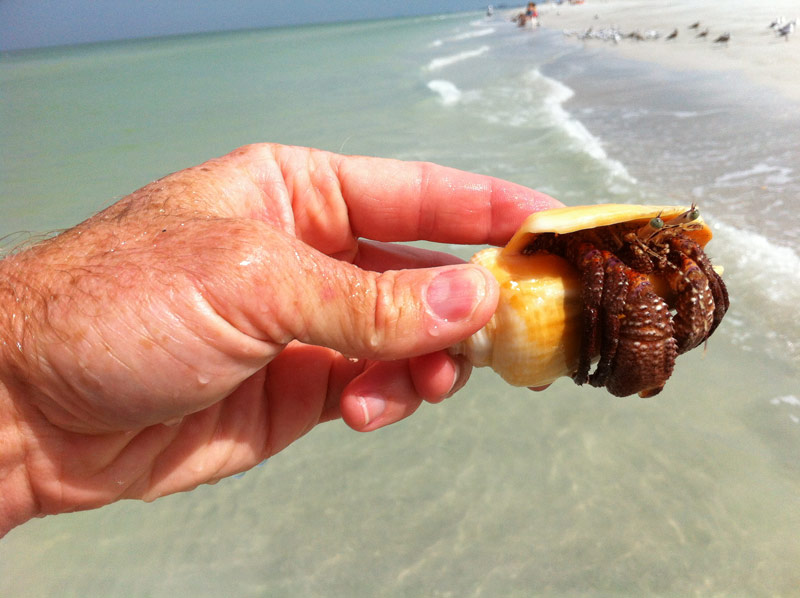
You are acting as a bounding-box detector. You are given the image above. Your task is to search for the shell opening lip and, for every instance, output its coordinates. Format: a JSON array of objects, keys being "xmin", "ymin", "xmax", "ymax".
[{"xmin": 502, "ymin": 203, "xmax": 712, "ymax": 259}]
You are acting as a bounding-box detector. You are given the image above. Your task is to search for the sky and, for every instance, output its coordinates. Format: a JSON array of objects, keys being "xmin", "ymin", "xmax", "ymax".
[{"xmin": 0, "ymin": 0, "xmax": 486, "ymax": 52}]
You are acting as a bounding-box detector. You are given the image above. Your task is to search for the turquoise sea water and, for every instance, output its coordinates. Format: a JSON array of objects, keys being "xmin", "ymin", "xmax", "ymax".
[{"xmin": 2, "ymin": 11, "xmax": 800, "ymax": 596}]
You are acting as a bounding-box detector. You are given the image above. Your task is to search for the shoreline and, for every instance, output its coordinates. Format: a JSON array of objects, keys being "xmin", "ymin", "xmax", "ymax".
[{"xmin": 526, "ymin": 0, "xmax": 800, "ymax": 103}]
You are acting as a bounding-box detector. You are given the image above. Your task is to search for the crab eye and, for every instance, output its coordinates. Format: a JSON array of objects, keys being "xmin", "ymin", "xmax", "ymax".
[
  {"xmin": 665, "ymin": 206, "xmax": 701, "ymax": 227},
  {"xmin": 636, "ymin": 216, "xmax": 664, "ymax": 240}
]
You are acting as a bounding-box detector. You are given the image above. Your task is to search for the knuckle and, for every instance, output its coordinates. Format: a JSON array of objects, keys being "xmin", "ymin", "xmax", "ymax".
[{"xmin": 369, "ymin": 272, "xmax": 404, "ymax": 353}]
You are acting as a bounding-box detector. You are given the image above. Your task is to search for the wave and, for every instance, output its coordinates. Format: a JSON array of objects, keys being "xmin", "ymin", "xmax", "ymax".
[
  {"xmin": 712, "ymin": 221, "xmax": 800, "ymax": 366},
  {"xmin": 713, "ymin": 162, "xmax": 794, "ymax": 188},
  {"xmin": 426, "ymin": 45, "xmax": 490, "ymax": 71},
  {"xmin": 446, "ymin": 28, "xmax": 496, "ymax": 42},
  {"xmin": 427, "ymin": 79, "xmax": 462, "ymax": 106},
  {"xmin": 439, "ymin": 66, "xmax": 636, "ymax": 187},
  {"xmin": 528, "ymin": 69, "xmax": 636, "ymax": 184}
]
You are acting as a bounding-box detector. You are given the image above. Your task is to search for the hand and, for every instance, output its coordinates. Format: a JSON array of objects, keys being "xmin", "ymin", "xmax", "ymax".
[{"xmin": 0, "ymin": 143, "xmax": 561, "ymax": 534}]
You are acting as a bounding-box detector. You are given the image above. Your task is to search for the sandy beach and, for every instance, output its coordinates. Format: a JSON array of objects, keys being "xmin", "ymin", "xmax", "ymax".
[{"xmin": 532, "ymin": 0, "xmax": 800, "ymax": 102}]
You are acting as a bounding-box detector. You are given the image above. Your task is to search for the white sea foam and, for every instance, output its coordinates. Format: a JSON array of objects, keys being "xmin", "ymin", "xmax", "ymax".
[
  {"xmin": 712, "ymin": 221, "xmax": 800, "ymax": 363},
  {"xmin": 769, "ymin": 396, "xmax": 800, "ymax": 425},
  {"xmin": 426, "ymin": 45, "xmax": 490, "ymax": 71},
  {"xmin": 770, "ymin": 395, "xmax": 800, "ymax": 407},
  {"xmin": 427, "ymin": 79, "xmax": 462, "ymax": 106},
  {"xmin": 714, "ymin": 222, "xmax": 800, "ymax": 299},
  {"xmin": 447, "ymin": 28, "xmax": 496, "ymax": 42},
  {"xmin": 714, "ymin": 163, "xmax": 794, "ymax": 188},
  {"xmin": 457, "ymin": 67, "xmax": 636, "ymax": 186},
  {"xmin": 528, "ymin": 69, "xmax": 636, "ymax": 184}
]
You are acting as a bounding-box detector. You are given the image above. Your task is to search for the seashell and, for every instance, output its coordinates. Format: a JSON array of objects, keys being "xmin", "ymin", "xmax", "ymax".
[{"xmin": 450, "ymin": 203, "xmax": 725, "ymax": 395}]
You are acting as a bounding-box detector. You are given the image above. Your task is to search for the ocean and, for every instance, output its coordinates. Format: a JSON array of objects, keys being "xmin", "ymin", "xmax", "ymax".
[{"xmin": 2, "ymin": 7, "xmax": 799, "ymax": 596}]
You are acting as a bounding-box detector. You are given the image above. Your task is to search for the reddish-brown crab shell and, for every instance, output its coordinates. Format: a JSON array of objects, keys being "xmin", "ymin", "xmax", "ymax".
[{"xmin": 450, "ymin": 204, "xmax": 725, "ymax": 397}]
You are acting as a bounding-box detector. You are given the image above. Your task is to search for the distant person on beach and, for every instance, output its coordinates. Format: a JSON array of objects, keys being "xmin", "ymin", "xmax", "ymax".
[
  {"xmin": 516, "ymin": 2, "xmax": 540, "ymax": 27},
  {"xmin": 0, "ymin": 143, "xmax": 562, "ymax": 537}
]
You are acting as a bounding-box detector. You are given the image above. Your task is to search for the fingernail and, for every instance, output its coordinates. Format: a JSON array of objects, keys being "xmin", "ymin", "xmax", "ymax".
[
  {"xmin": 358, "ymin": 395, "xmax": 386, "ymax": 426},
  {"xmin": 426, "ymin": 267, "xmax": 486, "ymax": 322}
]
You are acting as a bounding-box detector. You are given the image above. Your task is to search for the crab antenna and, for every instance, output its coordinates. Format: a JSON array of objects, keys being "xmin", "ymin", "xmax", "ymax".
[
  {"xmin": 636, "ymin": 214, "xmax": 664, "ymax": 241},
  {"xmin": 664, "ymin": 204, "xmax": 700, "ymax": 227}
]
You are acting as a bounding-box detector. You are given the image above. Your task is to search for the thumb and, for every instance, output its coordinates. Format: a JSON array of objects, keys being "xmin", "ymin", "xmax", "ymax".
[
  {"xmin": 262, "ymin": 239, "xmax": 500, "ymax": 360},
  {"xmin": 320, "ymin": 262, "xmax": 499, "ymax": 359}
]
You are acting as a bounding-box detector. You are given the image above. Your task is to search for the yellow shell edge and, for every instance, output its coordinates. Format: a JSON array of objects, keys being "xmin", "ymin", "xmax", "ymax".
[{"xmin": 502, "ymin": 204, "xmax": 711, "ymax": 258}]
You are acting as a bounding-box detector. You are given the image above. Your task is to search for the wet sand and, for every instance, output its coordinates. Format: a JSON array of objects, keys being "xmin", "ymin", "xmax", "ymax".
[{"xmin": 533, "ymin": 0, "xmax": 800, "ymax": 102}]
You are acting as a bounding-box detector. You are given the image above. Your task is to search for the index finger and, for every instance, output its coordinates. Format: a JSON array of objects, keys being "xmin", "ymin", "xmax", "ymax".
[{"xmin": 336, "ymin": 155, "xmax": 563, "ymax": 246}]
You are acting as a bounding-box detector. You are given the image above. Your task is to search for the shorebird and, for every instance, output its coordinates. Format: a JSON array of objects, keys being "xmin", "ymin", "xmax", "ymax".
[
  {"xmin": 696, "ymin": 28, "xmax": 709, "ymax": 38},
  {"xmin": 714, "ymin": 32, "xmax": 730, "ymax": 43},
  {"xmin": 666, "ymin": 28, "xmax": 678, "ymax": 40},
  {"xmin": 689, "ymin": 21, "xmax": 700, "ymax": 29},
  {"xmin": 777, "ymin": 20, "xmax": 796, "ymax": 40},
  {"xmin": 769, "ymin": 17, "xmax": 785, "ymax": 29}
]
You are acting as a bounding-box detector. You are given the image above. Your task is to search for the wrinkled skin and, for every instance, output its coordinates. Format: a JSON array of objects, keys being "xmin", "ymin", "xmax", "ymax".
[{"xmin": 523, "ymin": 217, "xmax": 729, "ymax": 397}]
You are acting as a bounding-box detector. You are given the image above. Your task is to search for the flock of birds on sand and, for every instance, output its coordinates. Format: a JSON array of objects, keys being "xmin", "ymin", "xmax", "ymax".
[{"xmin": 562, "ymin": 16, "xmax": 796, "ymax": 45}]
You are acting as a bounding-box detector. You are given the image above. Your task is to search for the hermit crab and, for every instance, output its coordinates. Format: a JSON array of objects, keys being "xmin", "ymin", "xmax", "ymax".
[{"xmin": 450, "ymin": 204, "xmax": 729, "ymax": 397}]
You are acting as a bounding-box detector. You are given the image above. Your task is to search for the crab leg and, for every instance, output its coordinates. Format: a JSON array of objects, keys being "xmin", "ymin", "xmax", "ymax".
[
  {"xmin": 605, "ymin": 271, "xmax": 677, "ymax": 398},
  {"xmin": 588, "ymin": 252, "xmax": 628, "ymax": 388},
  {"xmin": 660, "ymin": 249, "xmax": 715, "ymax": 353},
  {"xmin": 668, "ymin": 235, "xmax": 729, "ymax": 336},
  {"xmin": 569, "ymin": 242, "xmax": 605, "ymax": 385}
]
